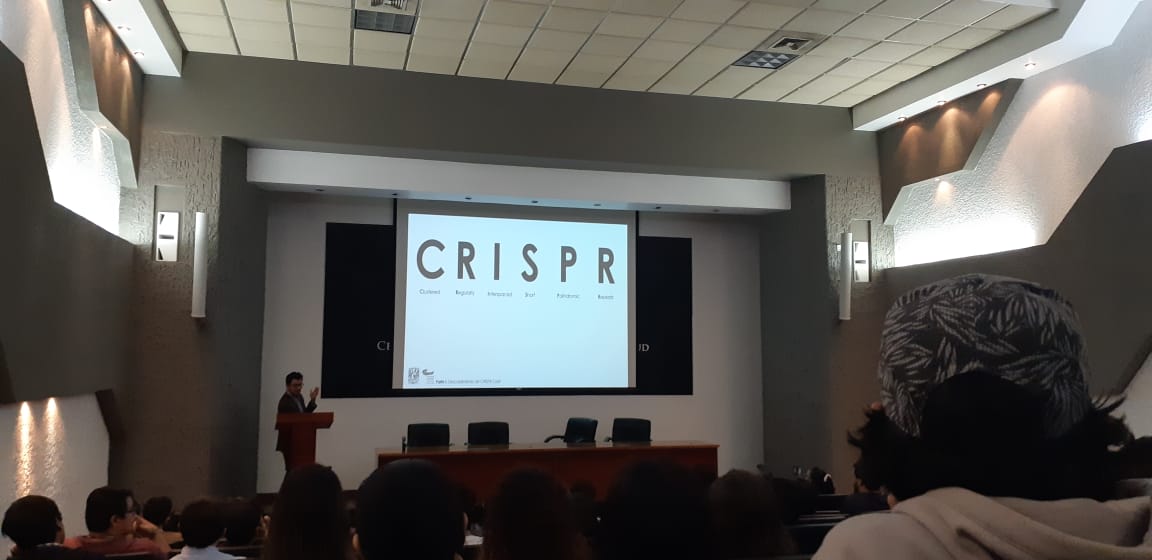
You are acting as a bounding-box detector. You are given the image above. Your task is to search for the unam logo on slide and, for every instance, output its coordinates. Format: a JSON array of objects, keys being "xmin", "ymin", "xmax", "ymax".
[{"xmin": 408, "ymin": 367, "xmax": 420, "ymax": 385}]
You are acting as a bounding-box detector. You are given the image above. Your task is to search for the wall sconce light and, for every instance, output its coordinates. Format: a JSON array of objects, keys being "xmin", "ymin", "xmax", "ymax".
[{"xmin": 191, "ymin": 212, "xmax": 208, "ymax": 319}]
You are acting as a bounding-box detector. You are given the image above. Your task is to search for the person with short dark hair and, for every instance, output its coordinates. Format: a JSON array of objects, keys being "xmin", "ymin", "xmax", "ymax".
[
  {"xmin": 2, "ymin": 496, "xmax": 98, "ymax": 560},
  {"xmin": 172, "ymin": 500, "xmax": 235, "ymax": 560},
  {"xmin": 261, "ymin": 464, "xmax": 353, "ymax": 560},
  {"xmin": 708, "ymin": 469, "xmax": 795, "ymax": 559},
  {"xmin": 481, "ymin": 468, "xmax": 587, "ymax": 560},
  {"xmin": 597, "ymin": 461, "xmax": 711, "ymax": 560},
  {"xmin": 356, "ymin": 459, "xmax": 464, "ymax": 560},
  {"xmin": 141, "ymin": 496, "xmax": 182, "ymax": 546},
  {"xmin": 816, "ymin": 275, "xmax": 1152, "ymax": 559},
  {"xmin": 219, "ymin": 498, "xmax": 262, "ymax": 547},
  {"xmin": 275, "ymin": 371, "xmax": 319, "ymax": 470},
  {"xmin": 64, "ymin": 487, "xmax": 168, "ymax": 559}
]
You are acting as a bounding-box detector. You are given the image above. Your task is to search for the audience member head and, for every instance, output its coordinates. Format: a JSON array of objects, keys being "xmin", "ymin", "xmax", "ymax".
[
  {"xmin": 568, "ymin": 481, "xmax": 599, "ymax": 539},
  {"xmin": 262, "ymin": 464, "xmax": 351, "ymax": 560},
  {"xmin": 220, "ymin": 498, "xmax": 262, "ymax": 546},
  {"xmin": 84, "ymin": 487, "xmax": 137, "ymax": 536},
  {"xmin": 180, "ymin": 499, "xmax": 225, "ymax": 549},
  {"xmin": 481, "ymin": 468, "xmax": 585, "ymax": 560},
  {"xmin": 356, "ymin": 459, "xmax": 463, "ymax": 560},
  {"xmin": 2, "ymin": 496, "xmax": 64, "ymax": 553},
  {"xmin": 141, "ymin": 496, "xmax": 173, "ymax": 530},
  {"xmin": 807, "ymin": 467, "xmax": 836, "ymax": 494},
  {"xmin": 598, "ymin": 461, "xmax": 710, "ymax": 560},
  {"xmin": 851, "ymin": 274, "xmax": 1133, "ymax": 502},
  {"xmin": 708, "ymin": 470, "xmax": 794, "ymax": 559},
  {"xmin": 284, "ymin": 371, "xmax": 304, "ymax": 396}
]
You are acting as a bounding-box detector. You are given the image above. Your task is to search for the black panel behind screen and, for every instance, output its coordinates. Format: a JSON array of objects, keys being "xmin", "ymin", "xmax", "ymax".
[{"xmin": 321, "ymin": 223, "xmax": 693, "ymax": 397}]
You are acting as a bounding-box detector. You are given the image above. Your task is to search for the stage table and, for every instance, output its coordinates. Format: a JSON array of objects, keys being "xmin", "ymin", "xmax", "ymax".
[{"xmin": 376, "ymin": 441, "xmax": 718, "ymax": 498}]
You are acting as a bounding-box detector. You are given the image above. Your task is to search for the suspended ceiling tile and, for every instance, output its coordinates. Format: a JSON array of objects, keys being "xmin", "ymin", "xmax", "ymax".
[
  {"xmin": 419, "ymin": 0, "xmax": 486, "ymax": 21},
  {"xmin": 414, "ymin": 18, "xmax": 476, "ymax": 41},
  {"xmin": 603, "ymin": 57, "xmax": 677, "ymax": 90},
  {"xmin": 778, "ymin": 53, "xmax": 841, "ymax": 74},
  {"xmin": 297, "ymin": 43, "xmax": 349, "ymax": 64},
  {"xmin": 650, "ymin": 19, "xmax": 719, "ymax": 43},
  {"xmin": 632, "ymin": 39, "xmax": 698, "ymax": 62},
  {"xmin": 650, "ymin": 45, "xmax": 745, "ymax": 93},
  {"xmin": 827, "ymin": 58, "xmax": 892, "ymax": 78},
  {"xmin": 614, "ymin": 0, "xmax": 682, "ymax": 17},
  {"xmin": 902, "ymin": 45, "xmax": 964, "ymax": 65},
  {"xmin": 410, "ymin": 36, "xmax": 469, "ymax": 58},
  {"xmin": 471, "ymin": 23, "xmax": 535, "ymax": 47},
  {"xmin": 807, "ymin": 36, "xmax": 877, "ymax": 59},
  {"xmin": 181, "ymin": 33, "xmax": 238, "ymax": 54},
  {"xmin": 706, "ymin": 25, "xmax": 775, "ymax": 50},
  {"xmin": 856, "ymin": 41, "xmax": 925, "ymax": 62},
  {"xmin": 355, "ymin": 29, "xmax": 410, "ymax": 52},
  {"xmin": 223, "ymin": 0, "xmax": 289, "ymax": 22},
  {"xmin": 554, "ymin": 0, "xmax": 614, "ymax": 9},
  {"xmin": 582, "ymin": 34, "xmax": 644, "ymax": 56},
  {"xmin": 508, "ymin": 48, "xmax": 576, "ymax": 82},
  {"xmin": 481, "ymin": 1, "xmax": 548, "ymax": 27},
  {"xmin": 887, "ymin": 20, "xmax": 962, "ymax": 45},
  {"xmin": 785, "ymin": 9, "xmax": 858, "ymax": 35},
  {"xmin": 811, "ymin": 0, "xmax": 883, "ymax": 13},
  {"xmin": 730, "ymin": 3, "xmax": 805, "ymax": 29},
  {"xmin": 528, "ymin": 29, "xmax": 589, "ymax": 52},
  {"xmin": 231, "ymin": 19, "xmax": 292, "ymax": 42},
  {"xmin": 597, "ymin": 13, "xmax": 664, "ymax": 38},
  {"xmin": 782, "ymin": 73, "xmax": 863, "ymax": 103},
  {"xmin": 354, "ymin": 48, "xmax": 406, "ymax": 69},
  {"xmin": 293, "ymin": 24, "xmax": 349, "ymax": 48},
  {"xmin": 868, "ymin": 0, "xmax": 947, "ymax": 19},
  {"xmin": 694, "ymin": 66, "xmax": 770, "ymax": 97},
  {"xmin": 670, "ymin": 0, "xmax": 747, "ymax": 24},
  {"xmin": 170, "ymin": 13, "xmax": 233, "ymax": 37},
  {"xmin": 237, "ymin": 37, "xmax": 294, "ymax": 59},
  {"xmin": 822, "ymin": 91, "xmax": 871, "ymax": 106},
  {"xmin": 837, "ymin": 14, "xmax": 912, "ymax": 40},
  {"xmin": 923, "ymin": 0, "xmax": 1003, "ymax": 26},
  {"xmin": 973, "ymin": 5, "xmax": 1051, "ymax": 30},
  {"xmin": 406, "ymin": 53, "xmax": 462, "ymax": 74},
  {"xmin": 165, "ymin": 0, "xmax": 226, "ymax": 16},
  {"xmin": 540, "ymin": 7, "xmax": 607, "ymax": 33},
  {"xmin": 936, "ymin": 26, "xmax": 1001, "ymax": 49},
  {"xmin": 556, "ymin": 52, "xmax": 627, "ymax": 87},
  {"xmin": 869, "ymin": 62, "xmax": 930, "ymax": 81},
  {"xmin": 844, "ymin": 77, "xmax": 899, "ymax": 95},
  {"xmin": 290, "ymin": 3, "xmax": 350, "ymax": 28},
  {"xmin": 294, "ymin": 0, "xmax": 349, "ymax": 7}
]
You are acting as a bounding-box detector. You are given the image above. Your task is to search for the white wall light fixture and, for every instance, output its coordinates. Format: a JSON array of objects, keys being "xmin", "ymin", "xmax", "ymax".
[{"xmin": 191, "ymin": 212, "xmax": 208, "ymax": 318}]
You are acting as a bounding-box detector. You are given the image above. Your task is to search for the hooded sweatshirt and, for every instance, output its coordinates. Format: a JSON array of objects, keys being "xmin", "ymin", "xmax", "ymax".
[{"xmin": 814, "ymin": 487, "xmax": 1152, "ymax": 559}]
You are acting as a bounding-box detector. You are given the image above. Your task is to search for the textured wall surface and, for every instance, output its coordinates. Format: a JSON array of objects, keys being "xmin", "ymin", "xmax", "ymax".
[
  {"xmin": 119, "ymin": 132, "xmax": 222, "ymax": 500},
  {"xmin": 259, "ymin": 195, "xmax": 763, "ymax": 492},
  {"xmin": 892, "ymin": 2, "xmax": 1152, "ymax": 265},
  {"xmin": 0, "ymin": 396, "xmax": 109, "ymax": 550},
  {"xmin": 0, "ymin": 0, "xmax": 123, "ymax": 232},
  {"xmin": 143, "ymin": 52, "xmax": 878, "ymax": 180}
]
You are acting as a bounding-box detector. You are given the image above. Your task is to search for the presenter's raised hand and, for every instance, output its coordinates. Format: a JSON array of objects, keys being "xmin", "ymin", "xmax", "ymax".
[{"xmin": 309, "ymin": 387, "xmax": 320, "ymax": 401}]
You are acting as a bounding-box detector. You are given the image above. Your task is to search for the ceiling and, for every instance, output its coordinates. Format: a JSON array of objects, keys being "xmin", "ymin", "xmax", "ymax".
[{"xmin": 161, "ymin": 0, "xmax": 1052, "ymax": 108}]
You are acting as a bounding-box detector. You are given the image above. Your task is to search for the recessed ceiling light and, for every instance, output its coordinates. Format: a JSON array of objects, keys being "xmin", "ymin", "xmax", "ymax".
[
  {"xmin": 936, "ymin": 100, "xmax": 947, "ymax": 107},
  {"xmin": 531, "ymin": 200, "xmax": 539, "ymax": 204},
  {"xmin": 654, "ymin": 206, "xmax": 662, "ymax": 210},
  {"xmin": 117, "ymin": 25, "xmax": 131, "ymax": 32},
  {"xmin": 897, "ymin": 116, "xmax": 907, "ymax": 122},
  {"xmin": 464, "ymin": 196, "xmax": 472, "ymax": 200},
  {"xmin": 314, "ymin": 188, "xmax": 325, "ymax": 192},
  {"xmin": 976, "ymin": 83, "xmax": 987, "ymax": 88},
  {"xmin": 132, "ymin": 51, "xmax": 144, "ymax": 57},
  {"xmin": 593, "ymin": 203, "xmax": 601, "ymax": 207},
  {"xmin": 1024, "ymin": 61, "xmax": 1037, "ymax": 70},
  {"xmin": 391, "ymin": 193, "xmax": 398, "ymax": 197}
]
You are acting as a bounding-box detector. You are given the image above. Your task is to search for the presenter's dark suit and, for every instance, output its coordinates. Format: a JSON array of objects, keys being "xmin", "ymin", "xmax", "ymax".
[{"xmin": 276, "ymin": 392, "xmax": 317, "ymax": 469}]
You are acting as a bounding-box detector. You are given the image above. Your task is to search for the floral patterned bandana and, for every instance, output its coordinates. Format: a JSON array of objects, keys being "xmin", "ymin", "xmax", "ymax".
[{"xmin": 879, "ymin": 274, "xmax": 1094, "ymax": 439}]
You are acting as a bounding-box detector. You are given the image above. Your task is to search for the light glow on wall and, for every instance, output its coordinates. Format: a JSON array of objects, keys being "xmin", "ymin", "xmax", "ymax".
[
  {"xmin": 895, "ymin": 215, "xmax": 1038, "ymax": 267},
  {"xmin": 16, "ymin": 403, "xmax": 34, "ymax": 497}
]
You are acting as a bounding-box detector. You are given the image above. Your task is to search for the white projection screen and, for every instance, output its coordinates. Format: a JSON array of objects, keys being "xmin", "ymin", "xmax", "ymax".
[{"xmin": 393, "ymin": 201, "xmax": 636, "ymax": 391}]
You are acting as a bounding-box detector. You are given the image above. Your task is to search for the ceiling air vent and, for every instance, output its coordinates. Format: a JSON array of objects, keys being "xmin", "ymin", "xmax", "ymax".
[
  {"xmin": 733, "ymin": 51, "xmax": 799, "ymax": 69},
  {"xmin": 354, "ymin": 9, "xmax": 416, "ymax": 34},
  {"xmin": 732, "ymin": 31, "xmax": 825, "ymax": 70}
]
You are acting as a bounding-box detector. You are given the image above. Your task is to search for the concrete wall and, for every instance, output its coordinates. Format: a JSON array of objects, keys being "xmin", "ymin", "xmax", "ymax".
[
  {"xmin": 141, "ymin": 52, "xmax": 878, "ymax": 181},
  {"xmin": 258, "ymin": 194, "xmax": 764, "ymax": 492}
]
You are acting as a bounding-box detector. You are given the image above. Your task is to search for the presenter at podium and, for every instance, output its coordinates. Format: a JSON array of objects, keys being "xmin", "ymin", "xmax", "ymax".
[{"xmin": 276, "ymin": 371, "xmax": 319, "ymax": 469}]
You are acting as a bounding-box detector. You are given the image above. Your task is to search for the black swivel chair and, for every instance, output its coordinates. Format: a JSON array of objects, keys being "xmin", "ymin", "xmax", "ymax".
[
  {"xmin": 405, "ymin": 423, "xmax": 450, "ymax": 449},
  {"xmin": 546, "ymin": 417, "xmax": 598, "ymax": 443},
  {"xmin": 608, "ymin": 417, "xmax": 651, "ymax": 443},
  {"xmin": 467, "ymin": 421, "xmax": 510, "ymax": 446}
]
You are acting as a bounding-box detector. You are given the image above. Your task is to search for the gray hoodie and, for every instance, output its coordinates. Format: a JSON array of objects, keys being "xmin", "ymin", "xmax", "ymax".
[{"xmin": 815, "ymin": 487, "xmax": 1152, "ymax": 559}]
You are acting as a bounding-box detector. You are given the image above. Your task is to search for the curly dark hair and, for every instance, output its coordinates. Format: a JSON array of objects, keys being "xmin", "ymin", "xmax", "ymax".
[{"xmin": 849, "ymin": 371, "xmax": 1133, "ymax": 503}]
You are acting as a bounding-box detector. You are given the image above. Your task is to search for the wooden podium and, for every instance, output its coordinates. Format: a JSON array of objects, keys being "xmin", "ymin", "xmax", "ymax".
[{"xmin": 275, "ymin": 412, "xmax": 333, "ymax": 470}]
